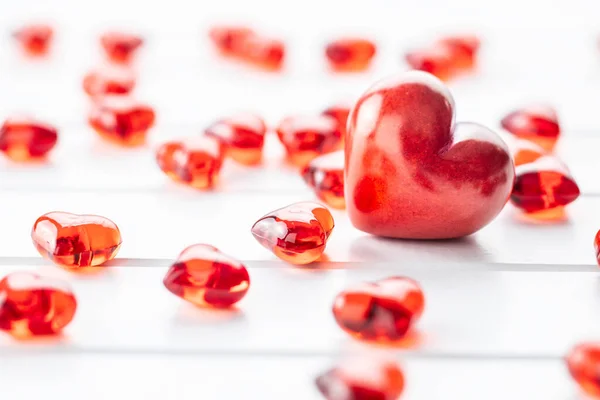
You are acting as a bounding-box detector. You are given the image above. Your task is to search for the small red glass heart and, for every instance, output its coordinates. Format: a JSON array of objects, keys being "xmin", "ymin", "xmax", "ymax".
[
  {"xmin": 346, "ymin": 71, "xmax": 514, "ymax": 239},
  {"xmin": 31, "ymin": 212, "xmax": 122, "ymax": 268},
  {"xmin": 163, "ymin": 244, "xmax": 250, "ymax": 308},
  {"xmin": 0, "ymin": 272, "xmax": 77, "ymax": 337},
  {"xmin": 333, "ymin": 276, "xmax": 425, "ymax": 342}
]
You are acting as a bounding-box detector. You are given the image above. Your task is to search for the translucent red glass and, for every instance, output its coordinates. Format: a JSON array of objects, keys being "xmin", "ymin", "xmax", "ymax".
[
  {"xmin": 31, "ymin": 212, "xmax": 122, "ymax": 268},
  {"xmin": 209, "ymin": 26, "xmax": 285, "ymax": 71},
  {"xmin": 405, "ymin": 46, "xmax": 459, "ymax": 82},
  {"xmin": 322, "ymin": 104, "xmax": 351, "ymax": 138},
  {"xmin": 511, "ymin": 156, "xmax": 580, "ymax": 214},
  {"xmin": 83, "ymin": 66, "xmax": 135, "ymax": 97},
  {"xmin": 12, "ymin": 24, "xmax": 53, "ymax": 56},
  {"xmin": 0, "ymin": 117, "xmax": 58, "ymax": 162},
  {"xmin": 595, "ymin": 230, "xmax": 600, "ymax": 266},
  {"xmin": 156, "ymin": 136, "xmax": 224, "ymax": 189},
  {"xmin": 209, "ymin": 25, "xmax": 255, "ymax": 56},
  {"xmin": 100, "ymin": 31, "xmax": 143, "ymax": 63},
  {"xmin": 205, "ymin": 113, "xmax": 267, "ymax": 165},
  {"xmin": 567, "ymin": 342, "xmax": 600, "ymax": 398},
  {"xmin": 276, "ymin": 115, "xmax": 342, "ymax": 167},
  {"xmin": 501, "ymin": 105, "xmax": 560, "ymax": 151},
  {"xmin": 346, "ymin": 71, "xmax": 514, "ymax": 239},
  {"xmin": 237, "ymin": 33, "xmax": 285, "ymax": 71},
  {"xmin": 251, "ymin": 202, "xmax": 334, "ymax": 265},
  {"xmin": 333, "ymin": 276, "xmax": 424, "ymax": 342},
  {"xmin": 163, "ymin": 244, "xmax": 250, "ymax": 308},
  {"xmin": 502, "ymin": 134, "xmax": 546, "ymax": 167},
  {"xmin": 405, "ymin": 34, "xmax": 480, "ymax": 81},
  {"xmin": 0, "ymin": 272, "xmax": 77, "ymax": 337},
  {"xmin": 302, "ymin": 151, "xmax": 345, "ymax": 209},
  {"xmin": 325, "ymin": 38, "xmax": 376, "ymax": 72},
  {"xmin": 316, "ymin": 359, "xmax": 404, "ymax": 400},
  {"xmin": 88, "ymin": 96, "xmax": 155, "ymax": 146},
  {"xmin": 436, "ymin": 34, "xmax": 480, "ymax": 69}
]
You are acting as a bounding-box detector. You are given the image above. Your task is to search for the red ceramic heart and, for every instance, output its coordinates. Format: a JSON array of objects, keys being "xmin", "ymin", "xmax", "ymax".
[{"xmin": 345, "ymin": 71, "xmax": 514, "ymax": 239}]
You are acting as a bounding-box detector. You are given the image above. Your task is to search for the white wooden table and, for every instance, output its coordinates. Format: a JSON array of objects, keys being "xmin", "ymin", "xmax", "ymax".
[{"xmin": 0, "ymin": 0, "xmax": 599, "ymax": 398}]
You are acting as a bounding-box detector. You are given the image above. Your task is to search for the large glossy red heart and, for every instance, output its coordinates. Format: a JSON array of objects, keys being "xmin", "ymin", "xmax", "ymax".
[{"xmin": 345, "ymin": 71, "xmax": 514, "ymax": 239}]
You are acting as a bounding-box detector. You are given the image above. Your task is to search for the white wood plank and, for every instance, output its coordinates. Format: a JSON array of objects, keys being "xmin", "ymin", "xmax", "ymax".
[
  {"xmin": 0, "ymin": 265, "xmax": 597, "ymax": 357},
  {"xmin": 0, "ymin": 190, "xmax": 598, "ymax": 265},
  {"xmin": 2, "ymin": 64, "xmax": 600, "ymax": 131},
  {"xmin": 0, "ymin": 130, "xmax": 599, "ymax": 193},
  {"xmin": 0, "ymin": 353, "xmax": 574, "ymax": 400}
]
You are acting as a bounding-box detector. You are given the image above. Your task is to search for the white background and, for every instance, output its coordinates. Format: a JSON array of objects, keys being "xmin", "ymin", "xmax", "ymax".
[{"xmin": 1, "ymin": 0, "xmax": 600, "ymax": 398}]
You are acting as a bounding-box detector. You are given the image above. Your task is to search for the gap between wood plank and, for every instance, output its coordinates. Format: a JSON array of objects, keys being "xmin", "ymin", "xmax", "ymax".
[
  {"xmin": 0, "ymin": 346, "xmax": 564, "ymax": 361},
  {"xmin": 0, "ymin": 256, "xmax": 596, "ymax": 271}
]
